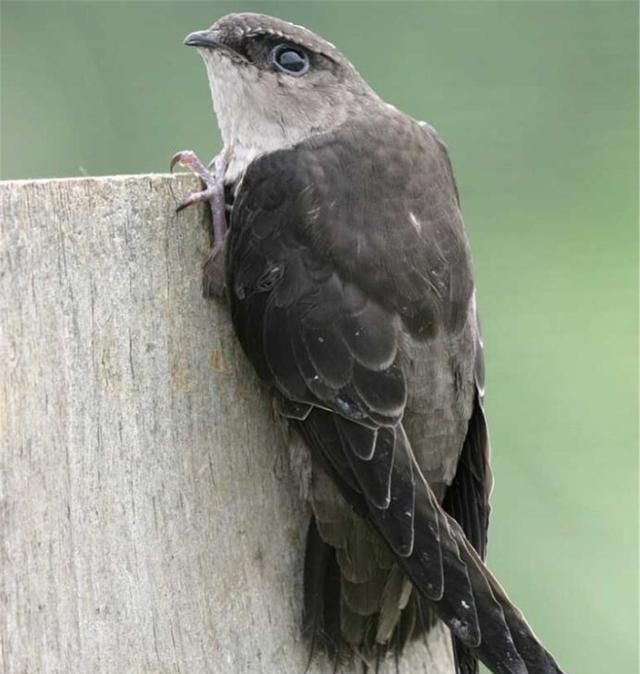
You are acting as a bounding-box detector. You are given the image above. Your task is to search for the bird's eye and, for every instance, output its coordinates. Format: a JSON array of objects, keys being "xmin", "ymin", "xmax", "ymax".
[{"xmin": 271, "ymin": 44, "xmax": 309, "ymax": 76}]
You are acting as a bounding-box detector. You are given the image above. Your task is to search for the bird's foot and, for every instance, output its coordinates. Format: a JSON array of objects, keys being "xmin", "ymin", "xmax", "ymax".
[{"xmin": 170, "ymin": 150, "xmax": 227, "ymax": 250}]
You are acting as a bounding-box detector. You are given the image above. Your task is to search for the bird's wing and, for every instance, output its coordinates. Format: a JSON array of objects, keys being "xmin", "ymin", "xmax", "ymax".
[
  {"xmin": 442, "ymin": 333, "xmax": 492, "ymax": 559},
  {"xmin": 225, "ymin": 114, "xmax": 564, "ymax": 674},
  {"xmin": 442, "ymin": 384, "xmax": 493, "ymax": 674}
]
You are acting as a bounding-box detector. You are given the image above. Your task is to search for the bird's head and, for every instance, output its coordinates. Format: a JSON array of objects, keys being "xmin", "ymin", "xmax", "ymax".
[{"xmin": 184, "ymin": 13, "xmax": 378, "ymax": 180}]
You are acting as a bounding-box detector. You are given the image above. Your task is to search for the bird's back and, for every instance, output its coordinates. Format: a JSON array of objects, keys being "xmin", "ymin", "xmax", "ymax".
[{"xmin": 225, "ymin": 108, "xmax": 483, "ymax": 660}]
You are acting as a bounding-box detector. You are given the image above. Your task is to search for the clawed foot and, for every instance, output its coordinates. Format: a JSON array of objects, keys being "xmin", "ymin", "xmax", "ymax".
[
  {"xmin": 170, "ymin": 150, "xmax": 228, "ymax": 251},
  {"xmin": 171, "ymin": 149, "xmax": 230, "ymax": 298}
]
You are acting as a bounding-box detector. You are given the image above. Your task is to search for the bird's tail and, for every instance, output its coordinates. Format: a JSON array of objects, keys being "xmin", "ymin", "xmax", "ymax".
[
  {"xmin": 302, "ymin": 516, "xmax": 344, "ymax": 663},
  {"xmin": 302, "ymin": 509, "xmax": 437, "ymax": 666},
  {"xmin": 297, "ymin": 410, "xmax": 565, "ymax": 674}
]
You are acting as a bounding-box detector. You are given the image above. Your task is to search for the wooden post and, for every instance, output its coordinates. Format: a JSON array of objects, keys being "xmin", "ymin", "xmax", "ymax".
[{"xmin": 0, "ymin": 175, "xmax": 453, "ymax": 673}]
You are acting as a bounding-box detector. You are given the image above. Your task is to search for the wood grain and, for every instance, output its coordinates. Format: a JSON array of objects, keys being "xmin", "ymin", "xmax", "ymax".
[{"xmin": 0, "ymin": 175, "xmax": 453, "ymax": 674}]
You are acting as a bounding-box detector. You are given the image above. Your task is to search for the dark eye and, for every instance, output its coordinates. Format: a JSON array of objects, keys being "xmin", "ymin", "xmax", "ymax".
[{"xmin": 271, "ymin": 43, "xmax": 309, "ymax": 76}]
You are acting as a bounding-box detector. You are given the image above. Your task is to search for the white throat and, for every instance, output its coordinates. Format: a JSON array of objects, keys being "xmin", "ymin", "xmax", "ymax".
[{"xmin": 199, "ymin": 49, "xmax": 360, "ymax": 185}]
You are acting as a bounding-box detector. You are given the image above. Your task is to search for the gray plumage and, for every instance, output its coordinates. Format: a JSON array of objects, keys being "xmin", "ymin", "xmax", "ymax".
[{"xmin": 181, "ymin": 12, "xmax": 566, "ymax": 674}]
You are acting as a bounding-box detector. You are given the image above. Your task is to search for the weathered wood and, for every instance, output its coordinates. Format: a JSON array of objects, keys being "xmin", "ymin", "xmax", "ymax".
[{"xmin": 0, "ymin": 175, "xmax": 453, "ymax": 673}]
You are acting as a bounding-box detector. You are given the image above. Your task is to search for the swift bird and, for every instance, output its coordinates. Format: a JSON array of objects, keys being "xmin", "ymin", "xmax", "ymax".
[{"xmin": 172, "ymin": 13, "xmax": 566, "ymax": 674}]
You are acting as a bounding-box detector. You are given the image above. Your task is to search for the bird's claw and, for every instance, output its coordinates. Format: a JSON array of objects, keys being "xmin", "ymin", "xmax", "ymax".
[
  {"xmin": 170, "ymin": 149, "xmax": 228, "ymax": 250},
  {"xmin": 170, "ymin": 150, "xmax": 218, "ymax": 210},
  {"xmin": 170, "ymin": 150, "xmax": 214, "ymax": 184},
  {"xmin": 174, "ymin": 185, "xmax": 217, "ymax": 213}
]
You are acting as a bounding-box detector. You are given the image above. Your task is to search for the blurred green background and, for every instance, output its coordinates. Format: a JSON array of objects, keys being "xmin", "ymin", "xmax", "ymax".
[{"xmin": 1, "ymin": 1, "xmax": 637, "ymax": 673}]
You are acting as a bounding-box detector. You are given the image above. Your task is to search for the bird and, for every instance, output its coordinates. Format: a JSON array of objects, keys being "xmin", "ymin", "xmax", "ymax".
[{"xmin": 171, "ymin": 12, "xmax": 566, "ymax": 674}]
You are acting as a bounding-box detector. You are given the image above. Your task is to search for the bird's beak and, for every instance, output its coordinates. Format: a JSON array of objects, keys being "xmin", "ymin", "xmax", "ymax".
[{"xmin": 184, "ymin": 30, "xmax": 222, "ymax": 49}]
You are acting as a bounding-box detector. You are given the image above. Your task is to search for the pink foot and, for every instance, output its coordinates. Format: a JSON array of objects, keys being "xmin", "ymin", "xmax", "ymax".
[{"xmin": 170, "ymin": 150, "xmax": 227, "ymax": 251}]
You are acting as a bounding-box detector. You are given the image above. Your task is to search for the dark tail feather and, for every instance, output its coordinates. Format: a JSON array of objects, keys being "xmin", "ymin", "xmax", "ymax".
[{"xmin": 303, "ymin": 517, "xmax": 344, "ymax": 663}]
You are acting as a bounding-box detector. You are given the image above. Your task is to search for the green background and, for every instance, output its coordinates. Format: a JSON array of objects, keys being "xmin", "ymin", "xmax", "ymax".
[{"xmin": 2, "ymin": 2, "xmax": 637, "ymax": 673}]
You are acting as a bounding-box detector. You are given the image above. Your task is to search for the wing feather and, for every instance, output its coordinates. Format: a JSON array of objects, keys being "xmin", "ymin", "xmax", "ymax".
[
  {"xmin": 226, "ymin": 113, "xmax": 565, "ymax": 674},
  {"xmin": 336, "ymin": 420, "xmax": 393, "ymax": 508}
]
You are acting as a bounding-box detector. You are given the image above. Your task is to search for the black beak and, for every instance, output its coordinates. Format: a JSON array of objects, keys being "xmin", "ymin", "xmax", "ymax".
[{"xmin": 184, "ymin": 30, "xmax": 221, "ymax": 49}]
